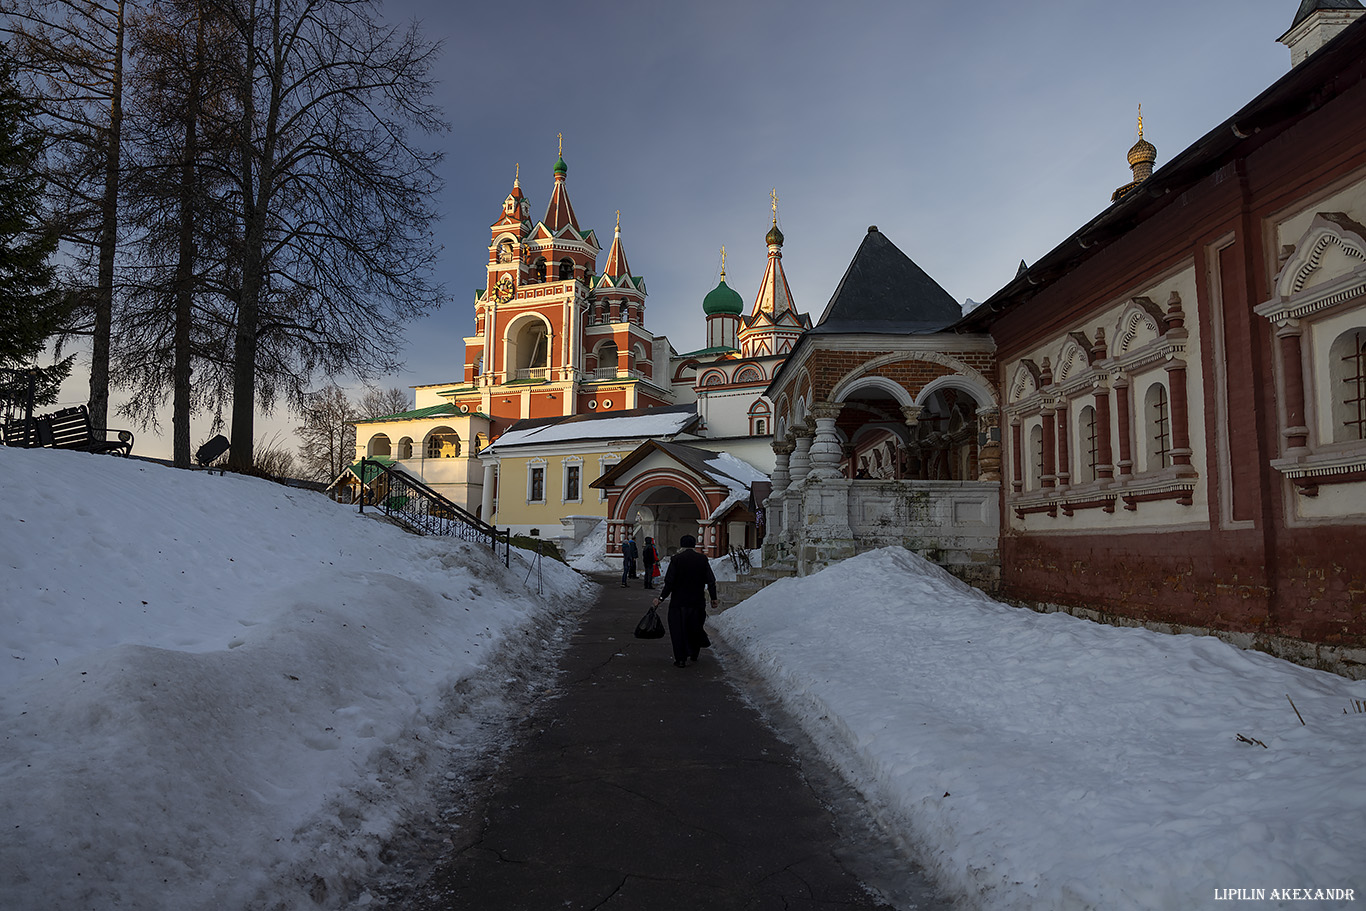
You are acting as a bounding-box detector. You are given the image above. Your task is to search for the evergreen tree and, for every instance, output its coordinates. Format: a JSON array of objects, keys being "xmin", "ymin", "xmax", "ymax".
[{"xmin": 0, "ymin": 43, "xmax": 70, "ymax": 414}]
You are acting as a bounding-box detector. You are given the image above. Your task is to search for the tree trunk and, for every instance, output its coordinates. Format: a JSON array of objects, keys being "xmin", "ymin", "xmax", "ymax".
[
  {"xmin": 87, "ymin": 0, "xmax": 126, "ymax": 430},
  {"xmin": 172, "ymin": 4, "xmax": 205, "ymax": 468}
]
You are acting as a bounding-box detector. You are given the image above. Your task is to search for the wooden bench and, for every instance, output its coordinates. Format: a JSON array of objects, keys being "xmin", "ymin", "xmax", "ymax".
[{"xmin": 2, "ymin": 405, "xmax": 134, "ymax": 456}]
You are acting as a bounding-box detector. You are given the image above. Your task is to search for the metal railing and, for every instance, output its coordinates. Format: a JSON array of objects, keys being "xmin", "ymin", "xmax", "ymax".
[
  {"xmin": 514, "ymin": 367, "xmax": 548, "ymax": 381},
  {"xmin": 357, "ymin": 458, "xmax": 510, "ymax": 566}
]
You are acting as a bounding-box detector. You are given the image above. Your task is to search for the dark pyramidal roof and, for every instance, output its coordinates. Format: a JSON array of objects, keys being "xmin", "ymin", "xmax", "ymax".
[
  {"xmin": 1292, "ymin": 0, "xmax": 1364, "ymax": 28},
  {"xmin": 811, "ymin": 226, "xmax": 961, "ymax": 335}
]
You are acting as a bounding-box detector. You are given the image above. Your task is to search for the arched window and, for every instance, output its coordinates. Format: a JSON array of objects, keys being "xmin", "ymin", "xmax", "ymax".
[
  {"xmin": 702, "ymin": 371, "xmax": 725, "ymax": 387},
  {"xmin": 736, "ymin": 366, "xmax": 762, "ymax": 384},
  {"xmin": 534, "ymin": 257, "xmax": 546, "ymax": 283},
  {"xmin": 1076, "ymin": 406, "xmax": 1098, "ymax": 483},
  {"xmin": 597, "ymin": 341, "xmax": 618, "ymax": 377},
  {"xmin": 1330, "ymin": 328, "xmax": 1366, "ymax": 442},
  {"xmin": 367, "ymin": 433, "xmax": 391, "ymax": 458},
  {"xmin": 748, "ymin": 400, "xmax": 771, "ymax": 436},
  {"xmin": 1145, "ymin": 383, "xmax": 1171, "ymax": 470},
  {"xmin": 558, "ymin": 258, "xmax": 573, "ymax": 280},
  {"xmin": 425, "ymin": 427, "xmax": 460, "ymax": 459},
  {"xmin": 1028, "ymin": 424, "xmax": 1043, "ymax": 490},
  {"xmin": 396, "ymin": 437, "xmax": 413, "ymax": 460},
  {"xmin": 497, "ymin": 239, "xmax": 513, "ymax": 263}
]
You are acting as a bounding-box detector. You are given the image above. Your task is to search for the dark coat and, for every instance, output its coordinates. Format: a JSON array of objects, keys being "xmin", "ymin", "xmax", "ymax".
[{"xmin": 658, "ymin": 548, "xmax": 716, "ymax": 661}]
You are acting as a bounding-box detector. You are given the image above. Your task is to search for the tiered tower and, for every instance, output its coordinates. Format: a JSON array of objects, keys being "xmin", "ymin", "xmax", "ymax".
[{"xmin": 738, "ymin": 190, "xmax": 811, "ymax": 356}]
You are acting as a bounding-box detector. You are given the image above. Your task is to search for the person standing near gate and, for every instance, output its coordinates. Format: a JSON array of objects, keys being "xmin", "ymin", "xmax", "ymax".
[
  {"xmin": 620, "ymin": 534, "xmax": 638, "ymax": 588},
  {"xmin": 641, "ymin": 536, "xmax": 659, "ymax": 590},
  {"xmin": 652, "ymin": 535, "xmax": 718, "ymax": 667}
]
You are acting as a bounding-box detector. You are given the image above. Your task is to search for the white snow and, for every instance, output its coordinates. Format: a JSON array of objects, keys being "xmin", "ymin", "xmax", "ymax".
[
  {"xmin": 700, "ymin": 450, "xmax": 768, "ymax": 521},
  {"xmin": 483, "ymin": 408, "xmax": 695, "ymax": 451},
  {"xmin": 713, "ymin": 547, "xmax": 1366, "ymax": 911},
  {"xmin": 564, "ymin": 518, "xmax": 614, "ymax": 573},
  {"xmin": 1, "ymin": 446, "xmax": 590, "ymax": 910},
  {"xmin": 6, "ymin": 445, "xmax": 1365, "ymax": 911}
]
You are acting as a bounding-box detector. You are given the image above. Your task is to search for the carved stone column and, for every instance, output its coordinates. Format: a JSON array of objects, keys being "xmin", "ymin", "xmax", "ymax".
[
  {"xmin": 1011, "ymin": 417, "xmax": 1023, "ymax": 493},
  {"xmin": 789, "ymin": 425, "xmax": 814, "ymax": 483},
  {"xmin": 1054, "ymin": 405, "xmax": 1070, "ymax": 488},
  {"xmin": 808, "ymin": 402, "xmax": 845, "ymax": 479},
  {"xmin": 1276, "ymin": 321, "xmax": 1309, "ymax": 454},
  {"xmin": 1166, "ymin": 358, "xmax": 1194, "ymax": 471},
  {"xmin": 1041, "ymin": 403, "xmax": 1057, "ymax": 488},
  {"xmin": 1093, "ymin": 384, "xmax": 1114, "ymax": 481},
  {"xmin": 1114, "ymin": 377, "xmax": 1133, "ymax": 477},
  {"xmin": 771, "ymin": 440, "xmax": 794, "ymax": 493},
  {"xmin": 976, "ymin": 407, "xmax": 1002, "ymax": 482},
  {"xmin": 480, "ymin": 461, "xmax": 497, "ymax": 521}
]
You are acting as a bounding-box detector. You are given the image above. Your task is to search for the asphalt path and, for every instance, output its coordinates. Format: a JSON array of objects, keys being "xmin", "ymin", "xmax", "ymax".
[{"xmin": 371, "ymin": 570, "xmax": 948, "ymax": 910}]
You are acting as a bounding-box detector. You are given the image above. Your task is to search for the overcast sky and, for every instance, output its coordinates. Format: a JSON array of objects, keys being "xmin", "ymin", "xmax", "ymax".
[{"xmin": 87, "ymin": 0, "xmax": 1309, "ymax": 459}]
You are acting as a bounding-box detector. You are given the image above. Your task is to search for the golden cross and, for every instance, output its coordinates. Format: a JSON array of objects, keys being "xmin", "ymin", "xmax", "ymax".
[
  {"xmin": 615, "ymin": 210, "xmax": 621, "ymax": 232},
  {"xmin": 515, "ymin": 162, "xmax": 520, "ymax": 181},
  {"xmin": 720, "ymin": 245, "xmax": 727, "ymax": 277},
  {"xmin": 558, "ymin": 132, "xmax": 563, "ymax": 156},
  {"xmin": 1137, "ymin": 104, "xmax": 1144, "ymax": 138},
  {"xmin": 771, "ymin": 188, "xmax": 779, "ymax": 223}
]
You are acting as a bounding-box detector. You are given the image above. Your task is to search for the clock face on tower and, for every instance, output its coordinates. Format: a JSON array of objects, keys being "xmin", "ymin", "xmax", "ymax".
[{"xmin": 494, "ymin": 274, "xmax": 515, "ymax": 303}]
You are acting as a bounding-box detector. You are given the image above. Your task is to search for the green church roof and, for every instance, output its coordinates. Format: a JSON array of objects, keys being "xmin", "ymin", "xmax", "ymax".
[{"xmin": 703, "ymin": 278, "xmax": 744, "ymax": 316}]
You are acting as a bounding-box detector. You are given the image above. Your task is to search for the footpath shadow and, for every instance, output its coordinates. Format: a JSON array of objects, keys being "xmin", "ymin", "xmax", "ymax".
[{"xmin": 375, "ymin": 571, "xmax": 948, "ymax": 910}]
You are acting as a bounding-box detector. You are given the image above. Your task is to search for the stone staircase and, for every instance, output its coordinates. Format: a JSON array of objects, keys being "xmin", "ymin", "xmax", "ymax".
[{"xmin": 716, "ymin": 557, "xmax": 796, "ymax": 610}]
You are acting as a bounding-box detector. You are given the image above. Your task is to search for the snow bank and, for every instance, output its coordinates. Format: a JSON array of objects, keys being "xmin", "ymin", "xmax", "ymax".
[
  {"xmin": 0, "ymin": 447, "xmax": 591, "ymax": 909},
  {"xmin": 713, "ymin": 547, "xmax": 1366, "ymax": 911}
]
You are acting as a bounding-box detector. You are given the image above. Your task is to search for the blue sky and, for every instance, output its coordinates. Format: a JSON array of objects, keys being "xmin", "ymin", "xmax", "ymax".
[
  {"xmin": 386, "ymin": 0, "xmax": 1295, "ymax": 383},
  {"xmin": 97, "ymin": 0, "xmax": 1307, "ymax": 457}
]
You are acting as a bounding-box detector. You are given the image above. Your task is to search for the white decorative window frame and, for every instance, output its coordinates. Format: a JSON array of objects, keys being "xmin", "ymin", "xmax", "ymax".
[
  {"xmin": 1254, "ymin": 212, "xmax": 1366, "ymax": 497},
  {"xmin": 562, "ymin": 457, "xmax": 584, "ymax": 504},
  {"xmin": 526, "ymin": 457, "xmax": 547, "ymax": 504}
]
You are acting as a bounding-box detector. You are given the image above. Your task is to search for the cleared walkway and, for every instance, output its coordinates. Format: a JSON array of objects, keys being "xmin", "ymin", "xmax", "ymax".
[{"xmin": 381, "ymin": 570, "xmax": 945, "ymax": 910}]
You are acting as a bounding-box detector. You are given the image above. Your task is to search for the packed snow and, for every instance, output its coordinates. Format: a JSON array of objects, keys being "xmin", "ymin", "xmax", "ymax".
[
  {"xmin": 0, "ymin": 446, "xmax": 590, "ymax": 909},
  {"xmin": 713, "ymin": 548, "xmax": 1366, "ymax": 911},
  {"xmin": 5, "ymin": 446, "xmax": 1365, "ymax": 911}
]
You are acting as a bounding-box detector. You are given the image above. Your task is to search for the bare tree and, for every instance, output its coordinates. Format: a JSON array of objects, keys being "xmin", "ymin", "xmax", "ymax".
[
  {"xmin": 220, "ymin": 0, "xmax": 446, "ymax": 470},
  {"xmin": 4, "ymin": 0, "xmax": 131, "ymax": 428},
  {"xmin": 357, "ymin": 386, "xmax": 411, "ymax": 420},
  {"xmin": 294, "ymin": 382, "xmax": 354, "ymax": 482},
  {"xmin": 113, "ymin": 0, "xmax": 240, "ymax": 465}
]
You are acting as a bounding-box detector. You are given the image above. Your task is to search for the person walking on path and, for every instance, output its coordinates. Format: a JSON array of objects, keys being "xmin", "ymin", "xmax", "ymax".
[
  {"xmin": 641, "ymin": 536, "xmax": 659, "ymax": 589},
  {"xmin": 620, "ymin": 534, "xmax": 638, "ymax": 588},
  {"xmin": 652, "ymin": 534, "xmax": 717, "ymax": 667}
]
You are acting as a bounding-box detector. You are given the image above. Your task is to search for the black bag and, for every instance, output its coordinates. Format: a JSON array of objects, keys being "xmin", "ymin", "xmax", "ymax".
[{"xmin": 634, "ymin": 604, "xmax": 665, "ymax": 639}]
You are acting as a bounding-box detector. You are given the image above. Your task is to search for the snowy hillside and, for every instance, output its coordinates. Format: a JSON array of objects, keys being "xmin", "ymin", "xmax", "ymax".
[
  {"xmin": 714, "ymin": 549, "xmax": 1366, "ymax": 911},
  {"xmin": 0, "ymin": 447, "xmax": 590, "ymax": 910}
]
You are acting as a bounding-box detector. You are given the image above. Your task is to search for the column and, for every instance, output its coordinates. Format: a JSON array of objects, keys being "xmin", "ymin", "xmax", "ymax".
[
  {"xmin": 789, "ymin": 425, "xmax": 814, "ymax": 483},
  {"xmin": 1041, "ymin": 404, "xmax": 1056, "ymax": 488},
  {"xmin": 480, "ymin": 461, "xmax": 497, "ymax": 521},
  {"xmin": 1093, "ymin": 386, "xmax": 1114, "ymax": 481},
  {"xmin": 807, "ymin": 402, "xmax": 844, "ymax": 479},
  {"xmin": 977, "ymin": 408, "xmax": 1002, "ymax": 482},
  {"xmin": 1114, "ymin": 377, "xmax": 1133, "ymax": 477},
  {"xmin": 1054, "ymin": 405, "xmax": 1070, "ymax": 488},
  {"xmin": 1011, "ymin": 418, "xmax": 1023, "ymax": 494},
  {"xmin": 901, "ymin": 405, "xmax": 924, "ymax": 480},
  {"xmin": 1276, "ymin": 322, "xmax": 1309, "ymax": 453},
  {"xmin": 770, "ymin": 441, "xmax": 793, "ymax": 493},
  {"xmin": 1165, "ymin": 358, "xmax": 1194, "ymax": 470}
]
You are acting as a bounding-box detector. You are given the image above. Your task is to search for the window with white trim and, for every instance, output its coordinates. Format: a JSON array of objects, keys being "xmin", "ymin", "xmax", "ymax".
[
  {"xmin": 1077, "ymin": 405, "xmax": 1098, "ymax": 483},
  {"xmin": 1144, "ymin": 382, "xmax": 1171, "ymax": 470},
  {"xmin": 562, "ymin": 459, "xmax": 582, "ymax": 503},
  {"xmin": 527, "ymin": 463, "xmax": 545, "ymax": 503},
  {"xmin": 1028, "ymin": 424, "xmax": 1043, "ymax": 490},
  {"xmin": 1331, "ymin": 328, "xmax": 1366, "ymax": 442}
]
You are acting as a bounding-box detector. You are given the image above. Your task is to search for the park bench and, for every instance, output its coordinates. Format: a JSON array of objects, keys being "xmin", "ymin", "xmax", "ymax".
[{"xmin": 2, "ymin": 405, "xmax": 134, "ymax": 456}]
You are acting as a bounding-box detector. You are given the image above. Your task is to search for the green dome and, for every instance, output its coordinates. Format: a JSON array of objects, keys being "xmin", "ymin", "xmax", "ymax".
[
  {"xmin": 766, "ymin": 223, "xmax": 784, "ymax": 246},
  {"xmin": 703, "ymin": 278, "xmax": 744, "ymax": 316},
  {"xmin": 554, "ymin": 155, "xmax": 567, "ymax": 175}
]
